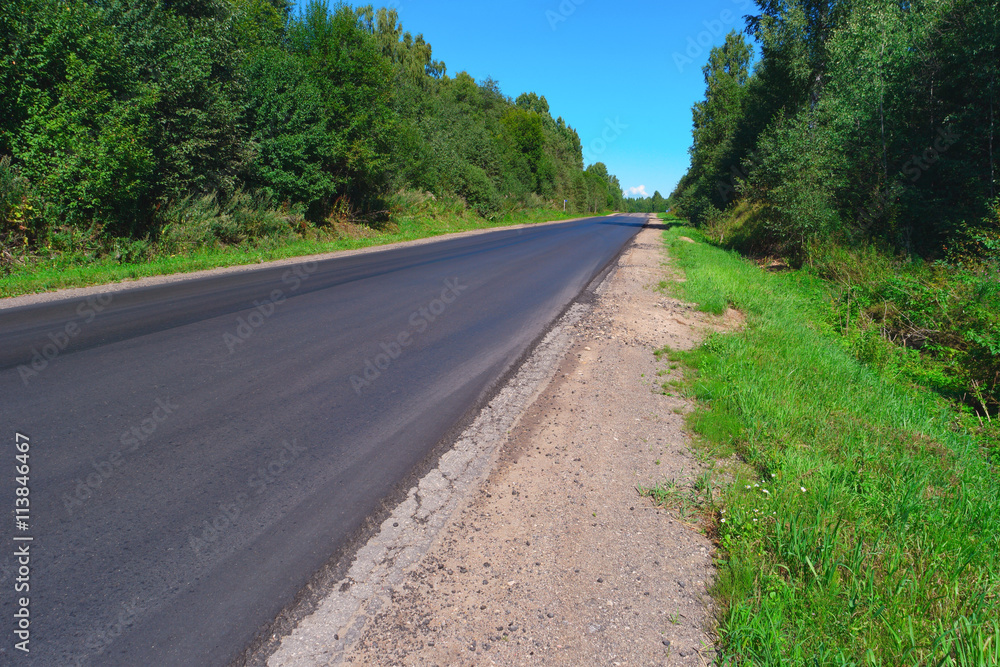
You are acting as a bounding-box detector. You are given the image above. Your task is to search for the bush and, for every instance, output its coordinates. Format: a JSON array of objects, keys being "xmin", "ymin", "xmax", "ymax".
[
  {"xmin": 456, "ymin": 163, "xmax": 501, "ymax": 218},
  {"xmin": 813, "ymin": 243, "xmax": 1000, "ymax": 414},
  {"xmin": 158, "ymin": 190, "xmax": 297, "ymax": 252},
  {"xmin": 746, "ymin": 111, "xmax": 846, "ymax": 262},
  {"xmin": 0, "ymin": 155, "xmax": 39, "ymax": 272}
]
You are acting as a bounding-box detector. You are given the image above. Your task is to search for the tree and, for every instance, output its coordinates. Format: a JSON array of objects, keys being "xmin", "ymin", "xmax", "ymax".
[
  {"xmin": 288, "ymin": 1, "xmax": 396, "ymax": 212},
  {"xmin": 1, "ymin": 0, "xmax": 624, "ymax": 260},
  {"xmin": 671, "ymin": 31, "xmax": 752, "ymax": 223},
  {"xmin": 673, "ymin": 0, "xmax": 999, "ymax": 260},
  {"xmin": 746, "ymin": 0, "xmax": 851, "ymax": 108}
]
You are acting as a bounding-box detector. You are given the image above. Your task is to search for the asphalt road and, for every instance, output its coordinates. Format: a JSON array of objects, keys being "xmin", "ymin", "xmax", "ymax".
[{"xmin": 0, "ymin": 213, "xmax": 645, "ymax": 666}]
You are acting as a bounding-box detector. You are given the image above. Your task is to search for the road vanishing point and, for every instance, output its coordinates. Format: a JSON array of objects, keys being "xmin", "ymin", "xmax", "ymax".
[{"xmin": 0, "ymin": 214, "xmax": 645, "ymax": 666}]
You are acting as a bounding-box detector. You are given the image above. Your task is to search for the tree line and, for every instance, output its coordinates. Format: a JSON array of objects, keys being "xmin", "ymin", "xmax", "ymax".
[
  {"xmin": 671, "ymin": 0, "xmax": 1000, "ymax": 415},
  {"xmin": 623, "ymin": 190, "xmax": 667, "ymax": 213},
  {"xmin": 0, "ymin": 0, "xmax": 625, "ymax": 265},
  {"xmin": 670, "ymin": 0, "xmax": 998, "ymax": 262}
]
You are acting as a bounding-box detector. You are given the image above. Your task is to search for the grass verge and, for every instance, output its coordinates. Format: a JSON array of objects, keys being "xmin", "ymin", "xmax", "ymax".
[
  {"xmin": 0, "ymin": 198, "xmax": 606, "ymax": 299},
  {"xmin": 657, "ymin": 223, "xmax": 1000, "ymax": 665}
]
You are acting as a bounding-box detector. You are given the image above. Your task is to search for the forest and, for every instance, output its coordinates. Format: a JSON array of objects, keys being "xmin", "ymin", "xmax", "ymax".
[
  {"xmin": 670, "ymin": 0, "xmax": 1000, "ymax": 414},
  {"xmin": 0, "ymin": 0, "xmax": 625, "ymax": 272}
]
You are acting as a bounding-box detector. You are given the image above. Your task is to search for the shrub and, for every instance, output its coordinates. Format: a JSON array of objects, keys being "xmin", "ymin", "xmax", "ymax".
[
  {"xmin": 456, "ymin": 163, "xmax": 501, "ymax": 218},
  {"xmin": 0, "ymin": 155, "xmax": 39, "ymax": 272},
  {"xmin": 158, "ymin": 190, "xmax": 297, "ymax": 252}
]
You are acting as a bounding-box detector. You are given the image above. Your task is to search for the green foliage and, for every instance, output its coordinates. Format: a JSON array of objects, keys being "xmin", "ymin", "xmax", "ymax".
[
  {"xmin": 231, "ymin": 0, "xmax": 286, "ymax": 49},
  {"xmin": 672, "ymin": 0, "xmax": 1000, "ymax": 260},
  {"xmin": 581, "ymin": 163, "xmax": 623, "ymax": 213},
  {"xmin": 288, "ymin": 2, "xmax": 396, "ymax": 212},
  {"xmin": 663, "ymin": 225, "xmax": 1000, "ymax": 665},
  {"xmin": 17, "ymin": 53, "xmax": 156, "ymax": 233},
  {"xmin": 501, "ymin": 108, "xmax": 546, "ymax": 193},
  {"xmin": 744, "ymin": 108, "xmax": 845, "ymax": 261},
  {"xmin": 109, "ymin": 0, "xmax": 248, "ymax": 202},
  {"xmin": 624, "ymin": 190, "xmax": 667, "ymax": 213},
  {"xmin": 241, "ymin": 45, "xmax": 341, "ymax": 219},
  {"xmin": 0, "ymin": 0, "xmax": 623, "ymax": 270},
  {"xmin": 7, "ymin": 0, "xmax": 155, "ymax": 235},
  {"xmin": 670, "ymin": 31, "xmax": 752, "ymax": 224},
  {"xmin": 455, "ymin": 162, "xmax": 502, "ymax": 218},
  {"xmin": 159, "ymin": 190, "xmax": 297, "ymax": 251},
  {"xmin": 0, "ymin": 155, "xmax": 40, "ymax": 271},
  {"xmin": 810, "ymin": 243, "xmax": 1000, "ymax": 413}
]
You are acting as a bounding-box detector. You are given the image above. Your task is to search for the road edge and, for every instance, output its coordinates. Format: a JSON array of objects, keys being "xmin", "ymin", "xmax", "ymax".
[
  {"xmin": 241, "ymin": 214, "xmax": 654, "ymax": 666},
  {"xmin": 0, "ymin": 214, "xmax": 617, "ymax": 311}
]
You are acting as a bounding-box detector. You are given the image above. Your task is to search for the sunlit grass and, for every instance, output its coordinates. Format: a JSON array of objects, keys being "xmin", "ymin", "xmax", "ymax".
[{"xmin": 658, "ymin": 223, "xmax": 1000, "ymax": 665}]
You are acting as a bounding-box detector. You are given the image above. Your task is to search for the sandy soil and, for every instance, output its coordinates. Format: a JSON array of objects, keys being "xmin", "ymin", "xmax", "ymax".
[{"xmin": 338, "ymin": 225, "xmax": 740, "ymax": 666}]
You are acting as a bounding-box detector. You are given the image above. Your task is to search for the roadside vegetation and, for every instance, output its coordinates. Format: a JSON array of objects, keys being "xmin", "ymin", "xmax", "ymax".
[
  {"xmin": 667, "ymin": 0, "xmax": 999, "ymax": 414},
  {"xmin": 0, "ymin": 192, "xmax": 597, "ymax": 297},
  {"xmin": 661, "ymin": 1, "xmax": 998, "ymax": 659},
  {"xmin": 657, "ymin": 221, "xmax": 999, "ymax": 665},
  {"xmin": 1, "ymin": 0, "xmax": 624, "ymax": 296}
]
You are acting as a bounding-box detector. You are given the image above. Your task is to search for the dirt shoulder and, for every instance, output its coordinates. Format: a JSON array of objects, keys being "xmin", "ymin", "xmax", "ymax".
[{"xmin": 330, "ymin": 225, "xmax": 734, "ymax": 666}]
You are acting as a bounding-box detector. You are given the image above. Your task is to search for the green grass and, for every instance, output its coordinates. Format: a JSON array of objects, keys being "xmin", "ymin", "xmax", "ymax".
[
  {"xmin": 657, "ymin": 223, "xmax": 1000, "ymax": 665},
  {"xmin": 638, "ymin": 470, "xmax": 718, "ymax": 524},
  {"xmin": 0, "ymin": 202, "xmax": 607, "ymax": 298}
]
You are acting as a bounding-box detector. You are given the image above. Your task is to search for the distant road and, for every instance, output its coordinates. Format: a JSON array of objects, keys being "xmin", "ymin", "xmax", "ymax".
[{"xmin": 0, "ymin": 214, "xmax": 645, "ymax": 666}]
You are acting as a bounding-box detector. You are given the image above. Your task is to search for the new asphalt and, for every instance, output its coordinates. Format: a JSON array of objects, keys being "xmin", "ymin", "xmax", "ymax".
[{"xmin": 0, "ymin": 214, "xmax": 644, "ymax": 665}]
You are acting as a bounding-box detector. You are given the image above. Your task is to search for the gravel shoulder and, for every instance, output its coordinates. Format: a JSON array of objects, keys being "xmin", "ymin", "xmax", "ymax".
[{"xmin": 267, "ymin": 223, "xmax": 737, "ymax": 666}]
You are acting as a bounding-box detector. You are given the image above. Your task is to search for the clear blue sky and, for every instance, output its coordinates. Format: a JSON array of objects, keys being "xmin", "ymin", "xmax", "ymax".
[{"xmin": 299, "ymin": 0, "xmax": 759, "ymax": 197}]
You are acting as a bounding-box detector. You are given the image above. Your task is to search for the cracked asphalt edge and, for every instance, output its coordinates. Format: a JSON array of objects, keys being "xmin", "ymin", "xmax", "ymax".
[{"xmin": 265, "ymin": 238, "xmax": 627, "ymax": 667}]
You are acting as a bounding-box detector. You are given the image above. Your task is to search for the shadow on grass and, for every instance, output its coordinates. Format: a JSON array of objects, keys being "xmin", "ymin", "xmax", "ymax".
[{"xmin": 643, "ymin": 221, "xmax": 687, "ymax": 231}]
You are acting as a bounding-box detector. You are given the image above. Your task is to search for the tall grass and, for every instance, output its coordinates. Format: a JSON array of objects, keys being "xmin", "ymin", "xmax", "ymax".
[{"xmin": 658, "ymin": 224, "xmax": 1000, "ymax": 665}]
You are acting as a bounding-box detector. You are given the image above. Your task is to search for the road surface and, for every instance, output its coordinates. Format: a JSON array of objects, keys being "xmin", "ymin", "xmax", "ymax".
[{"xmin": 0, "ymin": 214, "xmax": 644, "ymax": 665}]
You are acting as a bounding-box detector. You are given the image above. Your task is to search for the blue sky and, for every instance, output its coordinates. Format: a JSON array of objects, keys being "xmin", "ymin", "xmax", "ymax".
[{"xmin": 301, "ymin": 0, "xmax": 759, "ymax": 197}]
